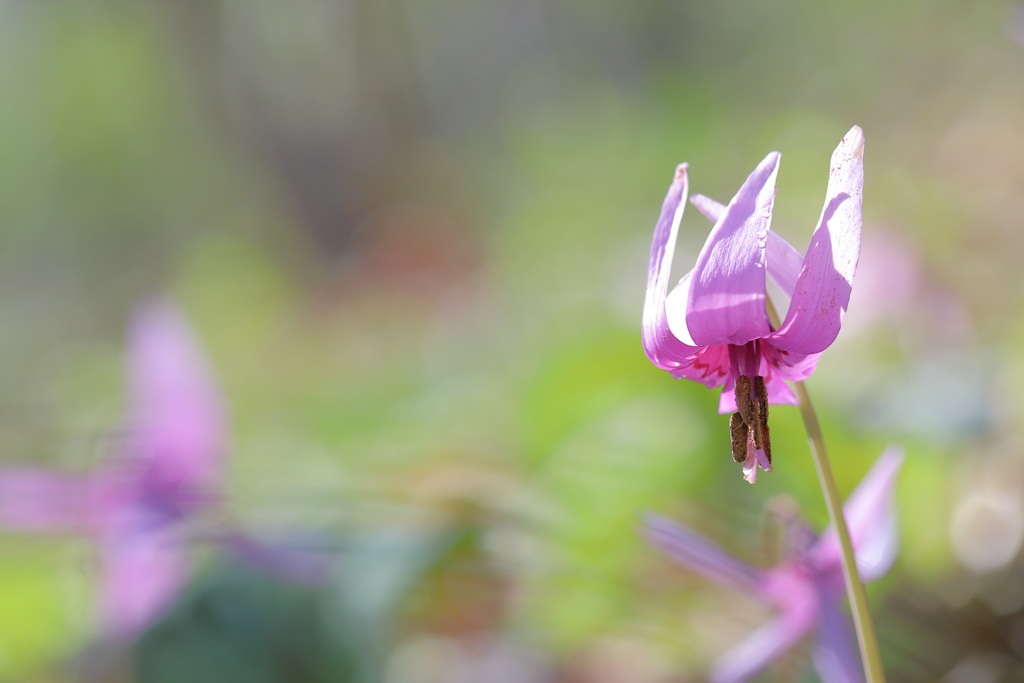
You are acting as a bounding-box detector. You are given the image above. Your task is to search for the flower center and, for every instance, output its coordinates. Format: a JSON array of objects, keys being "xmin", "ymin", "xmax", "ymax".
[{"xmin": 727, "ymin": 341, "xmax": 773, "ymax": 482}]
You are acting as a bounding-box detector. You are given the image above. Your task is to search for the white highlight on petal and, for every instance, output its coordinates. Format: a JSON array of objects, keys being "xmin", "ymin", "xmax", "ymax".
[{"xmin": 665, "ymin": 273, "xmax": 697, "ymax": 346}]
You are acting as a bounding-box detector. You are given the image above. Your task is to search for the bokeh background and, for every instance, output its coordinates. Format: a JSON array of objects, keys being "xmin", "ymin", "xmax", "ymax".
[{"xmin": 2, "ymin": 0, "xmax": 1024, "ymax": 681}]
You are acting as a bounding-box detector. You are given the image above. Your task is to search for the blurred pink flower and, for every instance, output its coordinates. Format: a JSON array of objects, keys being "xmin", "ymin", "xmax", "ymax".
[
  {"xmin": 0, "ymin": 303, "xmax": 224, "ymax": 639},
  {"xmin": 644, "ymin": 447, "xmax": 902, "ymax": 683},
  {"xmin": 842, "ymin": 230, "xmax": 975, "ymax": 353},
  {"xmin": 841, "ymin": 232, "xmax": 919, "ymax": 338},
  {"xmin": 642, "ymin": 127, "xmax": 864, "ymax": 480}
]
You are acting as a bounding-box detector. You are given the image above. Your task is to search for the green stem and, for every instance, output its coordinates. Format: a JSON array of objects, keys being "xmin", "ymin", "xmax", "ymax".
[
  {"xmin": 793, "ymin": 381, "xmax": 885, "ymax": 683},
  {"xmin": 765, "ymin": 298, "xmax": 885, "ymax": 682}
]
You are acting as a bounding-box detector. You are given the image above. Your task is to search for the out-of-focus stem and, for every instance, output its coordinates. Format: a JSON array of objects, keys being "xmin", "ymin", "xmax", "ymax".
[{"xmin": 766, "ymin": 297, "xmax": 885, "ymax": 683}]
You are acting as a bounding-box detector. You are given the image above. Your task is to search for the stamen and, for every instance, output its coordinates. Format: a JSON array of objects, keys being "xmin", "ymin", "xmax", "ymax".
[
  {"xmin": 734, "ymin": 375, "xmax": 755, "ymax": 427},
  {"xmin": 754, "ymin": 375, "xmax": 772, "ymax": 464},
  {"xmin": 729, "ymin": 413, "xmax": 748, "ymax": 463},
  {"xmin": 730, "ymin": 373, "xmax": 773, "ymax": 478}
]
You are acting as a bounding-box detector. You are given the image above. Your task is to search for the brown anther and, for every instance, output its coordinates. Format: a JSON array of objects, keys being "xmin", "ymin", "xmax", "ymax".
[
  {"xmin": 754, "ymin": 376, "xmax": 769, "ymax": 421},
  {"xmin": 729, "ymin": 412, "xmax": 748, "ymax": 463},
  {"xmin": 753, "ymin": 376, "xmax": 772, "ymax": 464},
  {"xmin": 729, "ymin": 374, "xmax": 773, "ymax": 466},
  {"xmin": 734, "ymin": 375, "xmax": 755, "ymax": 427}
]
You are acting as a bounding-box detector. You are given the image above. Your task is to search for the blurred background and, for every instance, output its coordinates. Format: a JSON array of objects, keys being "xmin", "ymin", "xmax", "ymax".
[{"xmin": 1, "ymin": 0, "xmax": 1024, "ymax": 681}]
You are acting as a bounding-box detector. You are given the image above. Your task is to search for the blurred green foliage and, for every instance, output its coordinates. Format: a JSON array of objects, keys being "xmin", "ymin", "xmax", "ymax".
[{"xmin": 1, "ymin": 0, "xmax": 1024, "ymax": 680}]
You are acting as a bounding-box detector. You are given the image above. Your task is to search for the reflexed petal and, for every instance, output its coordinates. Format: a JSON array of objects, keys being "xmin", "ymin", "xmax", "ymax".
[
  {"xmin": 691, "ymin": 193, "xmax": 804, "ymax": 298},
  {"xmin": 757, "ymin": 357, "xmax": 801, "ymax": 405},
  {"xmin": 689, "ymin": 193, "xmax": 725, "ymax": 223},
  {"xmin": 709, "ymin": 618, "xmax": 809, "ymax": 683},
  {"xmin": 813, "ymin": 594, "xmax": 865, "ymax": 683},
  {"xmin": 709, "ymin": 565, "xmax": 819, "ymax": 683},
  {"xmin": 98, "ymin": 510, "xmax": 188, "ymax": 639},
  {"xmin": 0, "ymin": 469, "xmax": 104, "ymax": 532},
  {"xmin": 811, "ymin": 446, "xmax": 903, "ymax": 582},
  {"xmin": 762, "ymin": 343, "xmax": 821, "ymax": 383},
  {"xmin": 709, "ymin": 608, "xmax": 817, "ymax": 683},
  {"xmin": 643, "ymin": 514, "xmax": 761, "ymax": 592},
  {"xmin": 769, "ymin": 127, "xmax": 865, "ymax": 354},
  {"xmin": 766, "ymin": 232, "xmax": 805, "ymax": 300},
  {"xmin": 642, "ymin": 164, "xmax": 703, "ymax": 370},
  {"xmin": 129, "ymin": 303, "xmax": 226, "ymax": 491},
  {"xmin": 685, "ymin": 154, "xmax": 779, "ymax": 346}
]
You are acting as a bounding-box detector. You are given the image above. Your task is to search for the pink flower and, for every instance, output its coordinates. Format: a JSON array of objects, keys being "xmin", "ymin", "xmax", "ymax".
[
  {"xmin": 642, "ymin": 128, "xmax": 864, "ymax": 480},
  {"xmin": 644, "ymin": 447, "xmax": 902, "ymax": 683},
  {"xmin": 0, "ymin": 303, "xmax": 224, "ymax": 639},
  {"xmin": 0, "ymin": 304, "xmax": 330, "ymax": 639}
]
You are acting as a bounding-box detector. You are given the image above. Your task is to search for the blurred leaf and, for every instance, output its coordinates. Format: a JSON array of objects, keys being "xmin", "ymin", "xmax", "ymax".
[
  {"xmin": 325, "ymin": 528, "xmax": 461, "ymax": 683},
  {"xmin": 136, "ymin": 559, "xmax": 341, "ymax": 683}
]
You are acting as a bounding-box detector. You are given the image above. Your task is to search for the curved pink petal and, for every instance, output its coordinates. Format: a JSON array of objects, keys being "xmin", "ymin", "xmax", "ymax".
[
  {"xmin": 689, "ymin": 193, "xmax": 725, "ymax": 223},
  {"xmin": 98, "ymin": 509, "xmax": 188, "ymax": 639},
  {"xmin": 768, "ymin": 127, "xmax": 864, "ymax": 354},
  {"xmin": 0, "ymin": 469, "xmax": 105, "ymax": 532},
  {"xmin": 765, "ymin": 232, "xmax": 805, "ymax": 300},
  {"xmin": 642, "ymin": 165, "xmax": 704, "ymax": 371},
  {"xmin": 129, "ymin": 303, "xmax": 226, "ymax": 492},
  {"xmin": 710, "ymin": 617, "xmax": 810, "ymax": 683},
  {"xmin": 710, "ymin": 566, "xmax": 819, "ymax": 683},
  {"xmin": 685, "ymin": 153, "xmax": 779, "ymax": 347},
  {"xmin": 663, "ymin": 276, "xmax": 738, "ymax": 386},
  {"xmin": 691, "ymin": 193, "xmax": 804, "ymax": 299},
  {"xmin": 762, "ymin": 343, "xmax": 821, "ymax": 383},
  {"xmin": 760, "ymin": 367, "xmax": 799, "ymax": 407},
  {"xmin": 811, "ymin": 446, "xmax": 903, "ymax": 583},
  {"xmin": 643, "ymin": 514, "xmax": 762, "ymax": 592}
]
